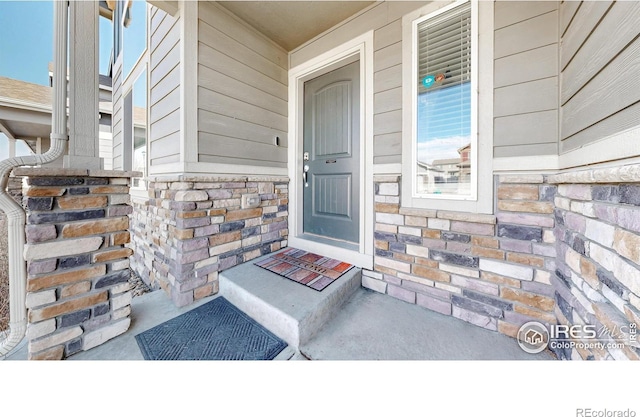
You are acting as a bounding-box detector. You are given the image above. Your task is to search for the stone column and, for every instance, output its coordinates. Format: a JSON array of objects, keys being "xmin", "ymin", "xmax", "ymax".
[
  {"xmin": 549, "ymin": 168, "xmax": 640, "ymax": 361},
  {"xmin": 16, "ymin": 167, "xmax": 138, "ymax": 360}
]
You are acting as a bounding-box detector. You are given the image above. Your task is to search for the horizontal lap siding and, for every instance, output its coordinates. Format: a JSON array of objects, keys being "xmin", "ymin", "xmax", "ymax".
[
  {"xmin": 493, "ymin": 2, "xmax": 559, "ymax": 158},
  {"xmin": 197, "ymin": 2, "xmax": 288, "ymax": 169},
  {"xmin": 99, "ymin": 125, "xmax": 112, "ymax": 171},
  {"xmin": 290, "ymin": 2, "xmax": 429, "ymax": 165},
  {"xmin": 560, "ymin": 1, "xmax": 640, "ymax": 154},
  {"xmin": 149, "ymin": 7, "xmax": 180, "ymax": 166},
  {"xmin": 373, "ymin": 33, "xmax": 403, "ymax": 164}
]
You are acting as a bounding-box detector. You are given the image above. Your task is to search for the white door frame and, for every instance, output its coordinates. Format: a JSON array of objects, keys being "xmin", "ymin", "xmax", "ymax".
[{"xmin": 287, "ymin": 31, "xmax": 374, "ymax": 269}]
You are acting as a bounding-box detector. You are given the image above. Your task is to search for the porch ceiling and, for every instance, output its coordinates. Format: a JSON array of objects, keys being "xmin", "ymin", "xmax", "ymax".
[
  {"xmin": 217, "ymin": 1, "xmax": 376, "ymax": 51},
  {"xmin": 0, "ymin": 118, "xmax": 51, "ymax": 141}
]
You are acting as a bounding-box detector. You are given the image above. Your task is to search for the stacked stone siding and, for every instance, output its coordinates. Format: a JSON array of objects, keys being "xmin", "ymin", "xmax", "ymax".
[
  {"xmin": 551, "ymin": 174, "xmax": 640, "ymax": 360},
  {"xmin": 366, "ymin": 175, "xmax": 557, "ymax": 336},
  {"xmin": 129, "ymin": 175, "xmax": 289, "ymax": 307},
  {"xmin": 18, "ymin": 168, "xmax": 137, "ymax": 360},
  {"xmin": 367, "ymin": 170, "xmax": 640, "ymax": 360}
]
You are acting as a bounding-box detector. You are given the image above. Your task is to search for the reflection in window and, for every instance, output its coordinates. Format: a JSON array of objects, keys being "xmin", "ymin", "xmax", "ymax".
[
  {"xmin": 123, "ymin": 0, "xmax": 147, "ymax": 78},
  {"xmin": 99, "ymin": 15, "xmax": 113, "ymax": 75},
  {"xmin": 113, "ymin": 0, "xmax": 123, "ymax": 61},
  {"xmin": 415, "ymin": 2, "xmax": 472, "ymax": 196},
  {"xmin": 132, "ymin": 70, "xmax": 147, "ymax": 189}
]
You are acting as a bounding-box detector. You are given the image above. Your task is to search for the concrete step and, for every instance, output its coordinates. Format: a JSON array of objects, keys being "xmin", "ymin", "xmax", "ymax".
[{"xmin": 219, "ymin": 250, "xmax": 361, "ymax": 350}]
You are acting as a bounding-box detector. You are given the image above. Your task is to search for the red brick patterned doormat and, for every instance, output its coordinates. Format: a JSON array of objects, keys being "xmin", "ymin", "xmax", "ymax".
[{"xmin": 254, "ymin": 248, "xmax": 353, "ymax": 291}]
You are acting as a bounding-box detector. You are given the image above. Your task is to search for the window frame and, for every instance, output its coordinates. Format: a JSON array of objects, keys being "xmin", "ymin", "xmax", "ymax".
[
  {"xmin": 113, "ymin": 0, "xmax": 124, "ymax": 62},
  {"xmin": 119, "ymin": 2, "xmax": 150, "ymax": 195},
  {"xmin": 122, "ymin": 0, "xmax": 149, "ymax": 81},
  {"xmin": 401, "ymin": 0, "xmax": 493, "ymax": 214}
]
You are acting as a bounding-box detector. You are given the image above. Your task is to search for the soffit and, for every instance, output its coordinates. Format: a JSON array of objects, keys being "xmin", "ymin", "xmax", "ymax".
[{"xmin": 217, "ymin": 1, "xmax": 376, "ymax": 51}]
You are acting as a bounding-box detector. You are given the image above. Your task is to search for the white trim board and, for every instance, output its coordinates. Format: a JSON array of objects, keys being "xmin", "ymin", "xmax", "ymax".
[
  {"xmin": 180, "ymin": 1, "xmax": 198, "ymax": 168},
  {"xmin": 148, "ymin": 161, "xmax": 288, "ymax": 176},
  {"xmin": 560, "ymin": 126, "xmax": 640, "ymax": 169},
  {"xmin": 287, "ymin": 31, "xmax": 374, "ymax": 269}
]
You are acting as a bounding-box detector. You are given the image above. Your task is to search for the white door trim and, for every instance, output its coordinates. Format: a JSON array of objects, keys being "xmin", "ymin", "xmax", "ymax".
[{"xmin": 287, "ymin": 31, "xmax": 374, "ymax": 269}]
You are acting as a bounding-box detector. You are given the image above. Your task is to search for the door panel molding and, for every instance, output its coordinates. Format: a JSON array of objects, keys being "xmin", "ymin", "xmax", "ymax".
[
  {"xmin": 313, "ymin": 80, "xmax": 353, "ymax": 158},
  {"xmin": 313, "ymin": 173, "xmax": 352, "ymax": 218},
  {"xmin": 303, "ymin": 60, "xmax": 360, "ymax": 243}
]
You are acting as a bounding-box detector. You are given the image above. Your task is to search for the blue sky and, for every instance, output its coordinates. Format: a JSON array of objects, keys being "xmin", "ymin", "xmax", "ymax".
[
  {"xmin": 0, "ymin": 1, "xmax": 114, "ymax": 85},
  {"xmin": 0, "ymin": 1, "xmax": 53, "ymax": 86},
  {"xmin": 0, "ymin": 1, "xmax": 56, "ymax": 159},
  {"xmin": 0, "ymin": 0, "xmax": 146, "ymax": 160}
]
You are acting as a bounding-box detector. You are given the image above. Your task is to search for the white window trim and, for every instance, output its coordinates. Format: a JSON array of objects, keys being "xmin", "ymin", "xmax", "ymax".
[
  {"xmin": 401, "ymin": 0, "xmax": 493, "ymax": 214},
  {"xmin": 118, "ymin": 1, "xmax": 150, "ymax": 196}
]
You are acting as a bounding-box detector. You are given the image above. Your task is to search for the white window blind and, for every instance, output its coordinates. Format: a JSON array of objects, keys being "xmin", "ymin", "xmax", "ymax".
[
  {"xmin": 415, "ymin": 1, "xmax": 473, "ymax": 197},
  {"xmin": 417, "ymin": 3, "xmax": 472, "ymax": 94}
]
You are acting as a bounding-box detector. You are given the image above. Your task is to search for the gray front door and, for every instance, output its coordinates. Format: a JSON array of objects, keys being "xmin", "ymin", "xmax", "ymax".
[{"xmin": 303, "ymin": 60, "xmax": 360, "ymax": 244}]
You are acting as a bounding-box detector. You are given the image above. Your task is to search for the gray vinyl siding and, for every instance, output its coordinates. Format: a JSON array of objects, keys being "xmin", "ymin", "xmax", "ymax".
[
  {"xmin": 197, "ymin": 1, "xmax": 288, "ymax": 169},
  {"xmin": 111, "ymin": 57, "xmax": 124, "ymax": 170},
  {"xmin": 148, "ymin": 6, "xmax": 180, "ymax": 167},
  {"xmin": 290, "ymin": 1, "xmax": 428, "ymax": 165},
  {"xmin": 493, "ymin": 1, "xmax": 559, "ymax": 158},
  {"xmin": 560, "ymin": 0, "xmax": 640, "ymax": 153},
  {"xmin": 99, "ymin": 122, "xmax": 113, "ymax": 171}
]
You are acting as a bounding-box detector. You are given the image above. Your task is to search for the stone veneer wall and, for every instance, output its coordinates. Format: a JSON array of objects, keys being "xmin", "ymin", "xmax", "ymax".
[
  {"xmin": 17, "ymin": 168, "xmax": 137, "ymax": 360},
  {"xmin": 550, "ymin": 168, "xmax": 640, "ymax": 360},
  {"xmin": 129, "ymin": 175, "xmax": 289, "ymax": 307},
  {"xmin": 365, "ymin": 174, "xmax": 557, "ymax": 335},
  {"xmin": 365, "ymin": 171, "xmax": 640, "ymax": 360}
]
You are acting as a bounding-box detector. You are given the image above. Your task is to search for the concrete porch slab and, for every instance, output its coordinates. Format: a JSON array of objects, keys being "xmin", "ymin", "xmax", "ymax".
[
  {"xmin": 4, "ymin": 289, "xmax": 208, "ymax": 360},
  {"xmin": 4, "ymin": 290, "xmax": 297, "ymax": 361},
  {"xmin": 300, "ymin": 287, "xmax": 556, "ymax": 360}
]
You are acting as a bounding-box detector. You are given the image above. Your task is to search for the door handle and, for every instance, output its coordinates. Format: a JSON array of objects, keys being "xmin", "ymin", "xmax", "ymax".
[{"xmin": 303, "ymin": 165, "xmax": 309, "ymax": 187}]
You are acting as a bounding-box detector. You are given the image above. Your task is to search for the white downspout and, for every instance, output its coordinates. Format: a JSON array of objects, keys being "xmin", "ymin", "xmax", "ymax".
[{"xmin": 0, "ymin": 1, "xmax": 69, "ymax": 358}]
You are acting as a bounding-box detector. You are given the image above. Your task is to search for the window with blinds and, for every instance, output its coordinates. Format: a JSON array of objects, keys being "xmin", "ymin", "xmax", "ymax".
[{"xmin": 415, "ymin": 1, "xmax": 472, "ymax": 197}]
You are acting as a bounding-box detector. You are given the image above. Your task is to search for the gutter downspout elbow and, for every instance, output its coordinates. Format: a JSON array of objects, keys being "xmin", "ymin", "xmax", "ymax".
[
  {"xmin": 0, "ymin": 0, "xmax": 68, "ymax": 359},
  {"xmin": 0, "ymin": 141, "xmax": 67, "ymax": 358}
]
